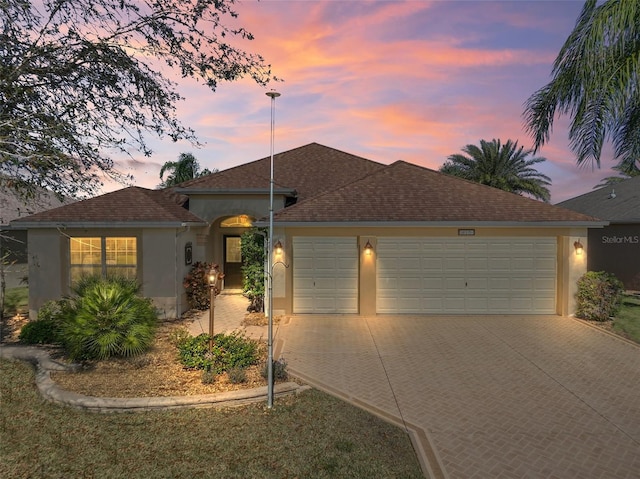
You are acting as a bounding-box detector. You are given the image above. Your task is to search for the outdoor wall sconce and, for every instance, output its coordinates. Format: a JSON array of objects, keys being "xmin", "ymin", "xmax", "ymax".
[
  {"xmin": 274, "ymin": 240, "xmax": 283, "ymax": 255},
  {"xmin": 574, "ymin": 240, "xmax": 584, "ymax": 256},
  {"xmin": 364, "ymin": 240, "xmax": 373, "ymax": 256}
]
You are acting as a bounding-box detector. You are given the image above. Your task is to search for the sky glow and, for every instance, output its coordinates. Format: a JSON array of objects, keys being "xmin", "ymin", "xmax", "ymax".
[{"xmin": 112, "ymin": 0, "xmax": 619, "ymax": 204}]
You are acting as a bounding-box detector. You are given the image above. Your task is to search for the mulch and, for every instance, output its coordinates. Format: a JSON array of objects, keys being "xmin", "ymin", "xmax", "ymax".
[{"xmin": 2, "ymin": 313, "xmax": 273, "ymax": 398}]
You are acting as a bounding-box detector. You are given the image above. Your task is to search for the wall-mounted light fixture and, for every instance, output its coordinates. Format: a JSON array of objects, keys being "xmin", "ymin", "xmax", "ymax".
[
  {"xmin": 274, "ymin": 240, "xmax": 283, "ymax": 255},
  {"xmin": 574, "ymin": 240, "xmax": 584, "ymax": 256},
  {"xmin": 364, "ymin": 240, "xmax": 373, "ymax": 256}
]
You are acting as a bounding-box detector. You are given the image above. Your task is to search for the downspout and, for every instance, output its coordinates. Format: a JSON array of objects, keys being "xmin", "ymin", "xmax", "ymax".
[{"xmin": 175, "ymin": 225, "xmax": 190, "ymax": 318}]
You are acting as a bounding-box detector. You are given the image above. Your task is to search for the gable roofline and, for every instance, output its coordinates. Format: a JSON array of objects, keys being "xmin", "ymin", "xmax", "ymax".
[
  {"xmin": 269, "ymin": 160, "xmax": 604, "ymax": 225},
  {"xmin": 557, "ymin": 175, "xmax": 640, "ymax": 223},
  {"xmin": 13, "ymin": 221, "xmax": 207, "ymax": 229},
  {"xmin": 174, "ymin": 142, "xmax": 387, "ymax": 202},
  {"xmin": 10, "ymin": 186, "xmax": 206, "ymax": 227}
]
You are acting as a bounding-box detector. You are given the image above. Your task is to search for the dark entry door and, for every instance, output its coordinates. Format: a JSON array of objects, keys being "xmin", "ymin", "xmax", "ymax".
[{"xmin": 224, "ymin": 236, "xmax": 243, "ymax": 289}]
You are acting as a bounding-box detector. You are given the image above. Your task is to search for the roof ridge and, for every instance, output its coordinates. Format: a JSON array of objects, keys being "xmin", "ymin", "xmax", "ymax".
[{"xmin": 272, "ymin": 161, "xmax": 397, "ymax": 216}]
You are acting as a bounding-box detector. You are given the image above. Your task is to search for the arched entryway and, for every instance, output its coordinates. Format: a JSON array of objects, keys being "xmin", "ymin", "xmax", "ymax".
[{"xmin": 218, "ymin": 215, "xmax": 255, "ymax": 290}]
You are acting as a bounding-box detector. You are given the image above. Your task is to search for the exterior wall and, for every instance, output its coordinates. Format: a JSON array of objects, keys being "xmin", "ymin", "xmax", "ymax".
[
  {"xmin": 557, "ymin": 234, "xmax": 588, "ymax": 316},
  {"xmin": 587, "ymin": 224, "xmax": 640, "ymax": 291},
  {"xmin": 141, "ymin": 227, "xmax": 204, "ymax": 319},
  {"xmin": 188, "ymin": 194, "xmax": 281, "ymax": 223},
  {"xmin": 26, "ymin": 228, "xmax": 65, "ymax": 319},
  {"xmin": 274, "ymin": 225, "xmax": 591, "ymax": 317},
  {"xmin": 25, "ymin": 226, "xmax": 203, "ymax": 320}
]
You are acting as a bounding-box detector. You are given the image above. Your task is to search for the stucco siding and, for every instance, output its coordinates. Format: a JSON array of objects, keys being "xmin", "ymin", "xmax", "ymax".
[{"xmin": 188, "ymin": 194, "xmax": 281, "ymax": 223}]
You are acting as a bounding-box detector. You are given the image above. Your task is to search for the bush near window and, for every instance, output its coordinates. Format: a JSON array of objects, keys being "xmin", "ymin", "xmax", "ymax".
[
  {"xmin": 18, "ymin": 319, "xmax": 59, "ymax": 345},
  {"xmin": 576, "ymin": 271, "xmax": 625, "ymax": 322},
  {"xmin": 183, "ymin": 262, "xmax": 222, "ymax": 310},
  {"xmin": 176, "ymin": 332, "xmax": 260, "ymax": 375},
  {"xmin": 18, "ymin": 299, "xmax": 70, "ymax": 345},
  {"xmin": 241, "ymin": 229, "xmax": 266, "ymax": 312},
  {"xmin": 59, "ymin": 276, "xmax": 158, "ymax": 360}
]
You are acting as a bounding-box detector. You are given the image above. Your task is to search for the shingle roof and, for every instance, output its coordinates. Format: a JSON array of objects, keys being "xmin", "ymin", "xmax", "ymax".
[
  {"xmin": 177, "ymin": 143, "xmax": 386, "ymax": 201},
  {"xmin": 0, "ymin": 189, "xmax": 71, "ymax": 225},
  {"xmin": 11, "ymin": 187, "xmax": 205, "ymax": 226},
  {"xmin": 271, "ymin": 161, "xmax": 601, "ymax": 224},
  {"xmin": 557, "ymin": 175, "xmax": 640, "ymax": 223}
]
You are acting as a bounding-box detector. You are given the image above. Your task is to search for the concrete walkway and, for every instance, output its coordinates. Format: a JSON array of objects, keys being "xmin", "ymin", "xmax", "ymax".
[
  {"xmin": 187, "ymin": 291, "xmax": 270, "ymax": 340},
  {"xmin": 276, "ymin": 315, "xmax": 640, "ymax": 479}
]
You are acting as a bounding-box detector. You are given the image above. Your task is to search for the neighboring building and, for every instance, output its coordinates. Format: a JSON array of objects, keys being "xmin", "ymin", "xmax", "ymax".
[
  {"xmin": 11, "ymin": 143, "xmax": 605, "ymax": 319},
  {"xmin": 558, "ymin": 175, "xmax": 640, "ymax": 291},
  {"xmin": 1, "ymin": 189, "xmax": 70, "ymax": 289}
]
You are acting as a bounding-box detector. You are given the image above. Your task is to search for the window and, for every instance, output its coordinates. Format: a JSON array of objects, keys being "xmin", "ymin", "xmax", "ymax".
[
  {"xmin": 220, "ymin": 215, "xmax": 254, "ymax": 227},
  {"xmin": 70, "ymin": 237, "xmax": 137, "ymax": 282}
]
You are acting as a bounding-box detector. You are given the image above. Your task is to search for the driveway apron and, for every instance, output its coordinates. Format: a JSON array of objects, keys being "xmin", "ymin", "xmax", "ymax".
[{"xmin": 277, "ymin": 315, "xmax": 640, "ymax": 479}]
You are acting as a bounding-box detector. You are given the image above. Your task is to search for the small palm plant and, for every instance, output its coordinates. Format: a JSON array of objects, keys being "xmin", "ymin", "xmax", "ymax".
[{"xmin": 60, "ymin": 276, "xmax": 158, "ymax": 360}]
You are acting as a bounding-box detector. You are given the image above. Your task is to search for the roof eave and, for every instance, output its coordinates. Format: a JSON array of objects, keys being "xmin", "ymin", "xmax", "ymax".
[
  {"xmin": 256, "ymin": 220, "xmax": 609, "ymax": 228},
  {"xmin": 12, "ymin": 221, "xmax": 208, "ymax": 229},
  {"xmin": 175, "ymin": 188, "xmax": 297, "ymax": 196}
]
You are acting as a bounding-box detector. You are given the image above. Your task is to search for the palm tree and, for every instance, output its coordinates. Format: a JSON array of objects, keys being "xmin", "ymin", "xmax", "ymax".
[
  {"xmin": 158, "ymin": 153, "xmax": 214, "ymax": 187},
  {"xmin": 523, "ymin": 0, "xmax": 640, "ymax": 173},
  {"xmin": 594, "ymin": 162, "xmax": 640, "ymax": 189},
  {"xmin": 440, "ymin": 139, "xmax": 552, "ymax": 202}
]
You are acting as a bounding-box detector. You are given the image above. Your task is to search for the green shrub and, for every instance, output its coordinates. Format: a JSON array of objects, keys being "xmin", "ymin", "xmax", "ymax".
[
  {"xmin": 18, "ymin": 319, "xmax": 59, "ymax": 344},
  {"xmin": 37, "ymin": 299, "xmax": 71, "ymax": 322},
  {"xmin": 576, "ymin": 271, "xmax": 625, "ymax": 321},
  {"xmin": 227, "ymin": 366, "xmax": 247, "ymax": 384},
  {"xmin": 202, "ymin": 366, "xmax": 216, "ymax": 384},
  {"xmin": 241, "ymin": 229, "xmax": 266, "ymax": 312},
  {"xmin": 168, "ymin": 327, "xmax": 191, "ymax": 348},
  {"xmin": 59, "ymin": 276, "xmax": 158, "ymax": 360},
  {"xmin": 183, "ymin": 262, "xmax": 221, "ymax": 310},
  {"xmin": 177, "ymin": 332, "xmax": 259, "ymax": 374},
  {"xmin": 18, "ymin": 299, "xmax": 73, "ymax": 345}
]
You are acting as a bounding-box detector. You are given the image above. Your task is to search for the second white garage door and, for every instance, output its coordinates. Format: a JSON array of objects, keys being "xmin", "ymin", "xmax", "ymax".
[
  {"xmin": 293, "ymin": 237, "xmax": 358, "ymax": 313},
  {"xmin": 377, "ymin": 237, "xmax": 557, "ymax": 314}
]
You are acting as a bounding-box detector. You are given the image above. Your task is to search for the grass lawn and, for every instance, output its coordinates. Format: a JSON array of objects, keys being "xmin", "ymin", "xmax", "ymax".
[
  {"xmin": 613, "ymin": 294, "xmax": 640, "ymax": 344},
  {"xmin": 2, "ymin": 286, "xmax": 28, "ymax": 316},
  {"xmin": 0, "ymin": 359, "xmax": 423, "ymax": 479}
]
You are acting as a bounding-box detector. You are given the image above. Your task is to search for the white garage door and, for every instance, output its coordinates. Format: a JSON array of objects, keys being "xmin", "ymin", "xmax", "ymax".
[
  {"xmin": 377, "ymin": 237, "xmax": 556, "ymax": 314},
  {"xmin": 293, "ymin": 237, "xmax": 359, "ymax": 313}
]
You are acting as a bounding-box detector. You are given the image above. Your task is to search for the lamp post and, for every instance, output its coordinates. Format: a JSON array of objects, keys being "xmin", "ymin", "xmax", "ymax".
[
  {"xmin": 266, "ymin": 89, "xmax": 280, "ymax": 408},
  {"xmin": 207, "ymin": 266, "xmax": 220, "ymax": 352}
]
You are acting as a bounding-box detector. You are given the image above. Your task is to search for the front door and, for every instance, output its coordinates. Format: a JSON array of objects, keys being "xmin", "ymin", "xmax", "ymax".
[{"xmin": 224, "ymin": 236, "xmax": 243, "ymax": 289}]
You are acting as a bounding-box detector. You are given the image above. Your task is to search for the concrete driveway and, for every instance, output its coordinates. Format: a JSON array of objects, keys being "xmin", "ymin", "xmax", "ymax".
[{"xmin": 275, "ymin": 315, "xmax": 640, "ymax": 479}]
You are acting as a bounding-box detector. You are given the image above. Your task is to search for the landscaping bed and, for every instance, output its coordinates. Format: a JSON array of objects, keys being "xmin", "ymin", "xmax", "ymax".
[
  {"xmin": 54, "ymin": 320, "xmax": 273, "ymax": 398},
  {"xmin": 2, "ymin": 311, "xmax": 281, "ymax": 398}
]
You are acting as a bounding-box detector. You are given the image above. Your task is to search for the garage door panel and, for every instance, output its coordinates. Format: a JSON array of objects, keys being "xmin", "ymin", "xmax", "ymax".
[
  {"xmin": 293, "ymin": 237, "xmax": 358, "ymax": 314},
  {"xmin": 513, "ymin": 258, "xmax": 535, "ymax": 270},
  {"xmin": 466, "ymin": 278, "xmax": 488, "ymax": 290},
  {"xmin": 466, "ymin": 297, "xmax": 488, "ymax": 311},
  {"xmin": 377, "ymin": 237, "xmax": 556, "ymax": 314},
  {"xmin": 444, "ymin": 257, "xmax": 465, "ymax": 271}
]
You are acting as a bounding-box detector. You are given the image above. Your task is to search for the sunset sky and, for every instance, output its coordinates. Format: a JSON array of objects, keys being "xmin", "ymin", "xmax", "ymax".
[{"xmin": 115, "ymin": 0, "xmax": 620, "ymax": 204}]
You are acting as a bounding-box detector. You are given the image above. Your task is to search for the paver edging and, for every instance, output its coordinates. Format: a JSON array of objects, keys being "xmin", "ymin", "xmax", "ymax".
[
  {"xmin": 570, "ymin": 316, "xmax": 640, "ymax": 349},
  {"xmin": 1, "ymin": 344, "xmax": 309, "ymax": 413},
  {"xmin": 287, "ymin": 366, "xmax": 444, "ymax": 479}
]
